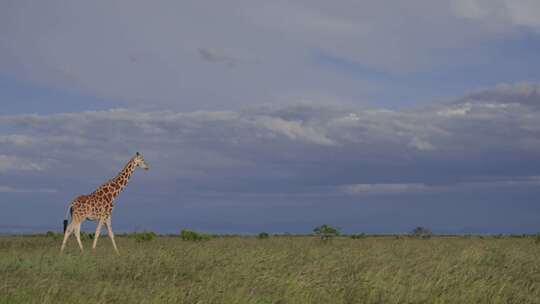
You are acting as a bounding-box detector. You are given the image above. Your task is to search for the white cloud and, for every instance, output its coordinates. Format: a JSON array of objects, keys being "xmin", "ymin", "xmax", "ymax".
[
  {"xmin": 243, "ymin": 2, "xmax": 361, "ymax": 37},
  {"xmin": 255, "ymin": 116, "xmax": 336, "ymax": 146},
  {"xmin": 1, "ymin": 82, "xmax": 540, "ymax": 161},
  {"xmin": 455, "ymin": 0, "xmax": 540, "ymax": 31},
  {"xmin": 408, "ymin": 137, "xmax": 436, "ymax": 151},
  {"xmin": 437, "ymin": 104, "xmax": 472, "ymax": 117},
  {"xmin": 0, "ymin": 155, "xmax": 47, "ymax": 172},
  {"xmin": 0, "ymin": 186, "xmax": 56, "ymax": 193},
  {"xmin": 0, "ymin": 82, "xmax": 539, "ymax": 195},
  {"xmin": 340, "ymin": 183, "xmax": 431, "ymax": 195},
  {"xmin": 463, "ymin": 82, "xmax": 540, "ymax": 106},
  {"xmin": 340, "ymin": 176, "xmax": 540, "ymax": 196},
  {"xmin": 454, "ymin": 0, "xmax": 490, "ymax": 19},
  {"xmin": 0, "ymin": 0, "xmax": 537, "ymax": 111},
  {"xmin": 0, "ymin": 135, "xmax": 33, "ymax": 146}
]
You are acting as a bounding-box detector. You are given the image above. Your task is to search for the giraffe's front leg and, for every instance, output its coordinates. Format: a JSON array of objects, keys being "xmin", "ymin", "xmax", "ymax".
[
  {"xmin": 105, "ymin": 217, "xmax": 120, "ymax": 255},
  {"xmin": 92, "ymin": 220, "xmax": 104, "ymax": 253}
]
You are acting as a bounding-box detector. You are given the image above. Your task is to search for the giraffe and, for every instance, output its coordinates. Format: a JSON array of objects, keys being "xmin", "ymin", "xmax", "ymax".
[{"xmin": 60, "ymin": 152, "xmax": 149, "ymax": 254}]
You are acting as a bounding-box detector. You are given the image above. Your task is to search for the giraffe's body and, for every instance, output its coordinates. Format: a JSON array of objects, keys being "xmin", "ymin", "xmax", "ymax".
[
  {"xmin": 70, "ymin": 194, "xmax": 114, "ymax": 222},
  {"xmin": 60, "ymin": 152, "xmax": 149, "ymax": 254}
]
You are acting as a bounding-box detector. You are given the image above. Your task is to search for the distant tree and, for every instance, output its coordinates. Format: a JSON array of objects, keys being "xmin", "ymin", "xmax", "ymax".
[
  {"xmin": 411, "ymin": 226, "xmax": 432, "ymax": 239},
  {"xmin": 129, "ymin": 231, "xmax": 157, "ymax": 242},
  {"xmin": 180, "ymin": 229, "xmax": 212, "ymax": 241},
  {"xmin": 313, "ymin": 224, "xmax": 340, "ymax": 240},
  {"xmin": 350, "ymin": 233, "xmax": 366, "ymax": 239},
  {"xmin": 258, "ymin": 232, "xmax": 270, "ymax": 239}
]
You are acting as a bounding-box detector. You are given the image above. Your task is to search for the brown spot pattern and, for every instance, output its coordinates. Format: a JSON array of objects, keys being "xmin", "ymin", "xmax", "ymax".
[{"xmin": 68, "ymin": 159, "xmax": 138, "ymax": 221}]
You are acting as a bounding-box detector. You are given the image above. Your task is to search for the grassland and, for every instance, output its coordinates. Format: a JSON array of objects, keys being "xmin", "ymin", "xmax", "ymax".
[{"xmin": 1, "ymin": 235, "xmax": 540, "ymax": 303}]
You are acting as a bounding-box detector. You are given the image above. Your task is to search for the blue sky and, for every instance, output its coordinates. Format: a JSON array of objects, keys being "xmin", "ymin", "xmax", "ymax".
[{"xmin": 1, "ymin": 0, "xmax": 540, "ymax": 234}]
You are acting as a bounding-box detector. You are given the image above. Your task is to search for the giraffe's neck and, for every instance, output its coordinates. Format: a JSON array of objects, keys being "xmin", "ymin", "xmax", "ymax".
[
  {"xmin": 96, "ymin": 158, "xmax": 137, "ymax": 199},
  {"xmin": 113, "ymin": 158, "xmax": 137, "ymax": 192}
]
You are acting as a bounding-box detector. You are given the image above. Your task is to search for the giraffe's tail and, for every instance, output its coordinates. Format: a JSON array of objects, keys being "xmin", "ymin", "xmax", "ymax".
[{"xmin": 63, "ymin": 204, "xmax": 72, "ymax": 233}]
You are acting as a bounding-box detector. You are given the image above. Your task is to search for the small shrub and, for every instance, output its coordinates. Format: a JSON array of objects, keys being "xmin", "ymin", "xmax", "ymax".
[
  {"xmin": 180, "ymin": 229, "xmax": 211, "ymax": 241},
  {"xmin": 411, "ymin": 226, "xmax": 432, "ymax": 239},
  {"xmin": 350, "ymin": 233, "xmax": 366, "ymax": 239},
  {"xmin": 80, "ymin": 232, "xmax": 95, "ymax": 241},
  {"xmin": 131, "ymin": 231, "xmax": 157, "ymax": 242},
  {"xmin": 535, "ymin": 233, "xmax": 540, "ymax": 244},
  {"xmin": 313, "ymin": 224, "xmax": 340, "ymax": 240},
  {"xmin": 258, "ymin": 232, "xmax": 270, "ymax": 239},
  {"xmin": 45, "ymin": 231, "xmax": 62, "ymax": 240}
]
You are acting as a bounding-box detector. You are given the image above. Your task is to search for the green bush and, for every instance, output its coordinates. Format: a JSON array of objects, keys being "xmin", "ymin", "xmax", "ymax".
[
  {"xmin": 130, "ymin": 231, "xmax": 157, "ymax": 242},
  {"xmin": 46, "ymin": 230, "xmax": 98, "ymax": 241},
  {"xmin": 79, "ymin": 232, "xmax": 95, "ymax": 241},
  {"xmin": 45, "ymin": 231, "xmax": 62, "ymax": 240},
  {"xmin": 258, "ymin": 232, "xmax": 270, "ymax": 239},
  {"xmin": 350, "ymin": 233, "xmax": 366, "ymax": 239},
  {"xmin": 313, "ymin": 224, "xmax": 340, "ymax": 240},
  {"xmin": 180, "ymin": 229, "xmax": 211, "ymax": 241}
]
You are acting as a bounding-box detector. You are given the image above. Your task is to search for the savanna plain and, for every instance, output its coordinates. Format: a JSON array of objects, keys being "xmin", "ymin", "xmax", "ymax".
[{"xmin": 1, "ymin": 235, "xmax": 539, "ymax": 304}]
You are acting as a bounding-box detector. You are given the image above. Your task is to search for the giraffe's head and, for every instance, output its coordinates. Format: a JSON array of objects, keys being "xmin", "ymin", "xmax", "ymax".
[{"xmin": 134, "ymin": 152, "xmax": 150, "ymax": 171}]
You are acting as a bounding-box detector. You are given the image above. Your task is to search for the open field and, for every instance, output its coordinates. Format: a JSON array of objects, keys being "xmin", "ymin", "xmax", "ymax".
[{"xmin": 1, "ymin": 235, "xmax": 540, "ymax": 304}]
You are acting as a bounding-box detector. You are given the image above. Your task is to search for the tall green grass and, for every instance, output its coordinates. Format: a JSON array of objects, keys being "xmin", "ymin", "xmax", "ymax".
[{"xmin": 1, "ymin": 236, "xmax": 539, "ymax": 303}]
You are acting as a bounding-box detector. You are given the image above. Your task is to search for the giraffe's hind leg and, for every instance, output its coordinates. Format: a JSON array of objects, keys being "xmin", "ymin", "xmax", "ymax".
[
  {"xmin": 92, "ymin": 220, "xmax": 104, "ymax": 253},
  {"xmin": 73, "ymin": 221, "xmax": 84, "ymax": 252},
  {"xmin": 60, "ymin": 221, "xmax": 76, "ymax": 253},
  {"xmin": 105, "ymin": 217, "xmax": 119, "ymax": 255}
]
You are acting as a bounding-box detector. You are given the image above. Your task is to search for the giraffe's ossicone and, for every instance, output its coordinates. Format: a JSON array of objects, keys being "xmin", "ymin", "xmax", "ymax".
[{"xmin": 60, "ymin": 152, "xmax": 149, "ymax": 254}]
